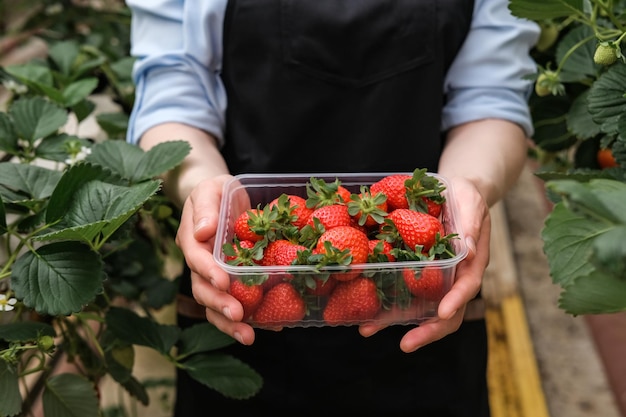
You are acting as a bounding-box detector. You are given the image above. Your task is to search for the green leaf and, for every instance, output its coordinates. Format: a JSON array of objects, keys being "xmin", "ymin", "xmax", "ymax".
[
  {"xmin": 589, "ymin": 225, "xmax": 626, "ymax": 277},
  {"xmin": 588, "ymin": 64, "xmax": 626, "ymax": 135},
  {"xmin": 105, "ymin": 307, "xmax": 180, "ymax": 354},
  {"xmin": 35, "ymin": 134, "xmax": 92, "ymax": 162},
  {"xmin": 42, "ymin": 373, "xmax": 99, "ymax": 417},
  {"xmin": 183, "ymin": 353, "xmax": 263, "ymax": 400},
  {"xmin": 38, "ymin": 179, "xmax": 161, "ymax": 244},
  {"xmin": 530, "ymin": 95, "xmax": 575, "ymax": 151},
  {"xmin": 0, "ymin": 360, "xmax": 22, "ymax": 417},
  {"xmin": 62, "ymin": 78, "xmax": 99, "ymax": 107},
  {"xmin": 45, "ymin": 162, "xmax": 119, "ymax": 223},
  {"xmin": 177, "ymin": 323, "xmax": 235, "ymax": 358},
  {"xmin": 508, "ymin": 0, "xmax": 585, "ymax": 20},
  {"xmin": 541, "ymin": 202, "xmax": 604, "ymax": 287},
  {"xmin": 87, "ymin": 140, "xmax": 190, "ymax": 182},
  {"xmin": 547, "ymin": 178, "xmax": 626, "ymax": 223},
  {"xmin": 567, "ymin": 91, "xmax": 601, "ymax": 140},
  {"xmin": 559, "ymin": 270, "xmax": 626, "ymax": 315},
  {"xmin": 9, "ymin": 97, "xmax": 68, "ymax": 143},
  {"xmin": 0, "ymin": 322, "xmax": 56, "ymax": 342},
  {"xmin": 556, "ymin": 25, "xmax": 598, "ymax": 81},
  {"xmin": 48, "ymin": 40, "xmax": 80, "ymax": 77},
  {"xmin": 10, "ymin": 242, "xmax": 105, "ymax": 316},
  {"xmin": 0, "ymin": 163, "xmax": 62, "ymax": 201},
  {"xmin": 95, "ymin": 112, "xmax": 129, "ymax": 138},
  {"xmin": 4, "ymin": 63, "xmax": 54, "ymax": 88},
  {"xmin": 0, "ymin": 112, "xmax": 18, "ymax": 153}
]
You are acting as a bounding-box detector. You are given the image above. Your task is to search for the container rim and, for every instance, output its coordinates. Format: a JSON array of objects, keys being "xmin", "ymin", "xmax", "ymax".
[{"xmin": 214, "ymin": 171, "xmax": 469, "ymax": 274}]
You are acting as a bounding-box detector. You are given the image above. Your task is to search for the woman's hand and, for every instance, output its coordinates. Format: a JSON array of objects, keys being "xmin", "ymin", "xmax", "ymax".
[
  {"xmin": 359, "ymin": 177, "xmax": 491, "ymax": 353},
  {"xmin": 175, "ymin": 175, "xmax": 258, "ymax": 346}
]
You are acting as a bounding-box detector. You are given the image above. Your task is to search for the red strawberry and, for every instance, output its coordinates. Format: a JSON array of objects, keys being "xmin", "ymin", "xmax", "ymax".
[
  {"xmin": 368, "ymin": 239, "xmax": 395, "ymax": 262},
  {"xmin": 306, "ymin": 177, "xmax": 352, "ymax": 208},
  {"xmin": 223, "ymin": 239, "xmax": 263, "ymax": 265},
  {"xmin": 273, "ymin": 241, "xmax": 307, "ymax": 266},
  {"xmin": 385, "ymin": 209, "xmax": 444, "ymax": 252},
  {"xmin": 314, "ymin": 225, "xmax": 370, "ymax": 281},
  {"xmin": 370, "ymin": 174, "xmax": 411, "ymax": 211},
  {"xmin": 269, "ymin": 194, "xmax": 314, "ymax": 230},
  {"xmin": 229, "ymin": 279, "xmax": 264, "ymax": 319},
  {"xmin": 233, "ymin": 208, "xmax": 277, "ymax": 242},
  {"xmin": 305, "ymin": 276, "xmax": 338, "ymax": 296},
  {"xmin": 323, "ymin": 277, "xmax": 382, "ymax": 325},
  {"xmin": 307, "ymin": 204, "xmax": 352, "ymax": 230},
  {"xmin": 347, "ymin": 186, "xmax": 388, "ymax": 228},
  {"xmin": 402, "ymin": 267, "xmax": 445, "ymax": 301},
  {"xmin": 252, "ymin": 282, "xmax": 306, "ymax": 326}
]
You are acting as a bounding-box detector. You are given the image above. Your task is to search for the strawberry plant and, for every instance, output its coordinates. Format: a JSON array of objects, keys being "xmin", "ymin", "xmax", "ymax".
[
  {"xmin": 509, "ymin": 0, "xmax": 626, "ymax": 315},
  {"xmin": 0, "ymin": 3, "xmax": 262, "ymax": 417}
]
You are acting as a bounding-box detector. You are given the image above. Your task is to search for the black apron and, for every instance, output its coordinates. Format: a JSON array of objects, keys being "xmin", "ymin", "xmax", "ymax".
[{"xmin": 176, "ymin": 1, "xmax": 489, "ymax": 416}]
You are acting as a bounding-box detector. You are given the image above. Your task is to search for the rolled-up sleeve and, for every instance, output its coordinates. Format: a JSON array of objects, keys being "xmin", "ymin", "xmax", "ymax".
[
  {"xmin": 442, "ymin": 0, "xmax": 540, "ymax": 137},
  {"xmin": 126, "ymin": 0, "xmax": 228, "ymax": 146}
]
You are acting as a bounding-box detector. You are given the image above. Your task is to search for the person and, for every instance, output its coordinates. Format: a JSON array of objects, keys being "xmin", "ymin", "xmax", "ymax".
[{"xmin": 125, "ymin": 0, "xmax": 539, "ymax": 416}]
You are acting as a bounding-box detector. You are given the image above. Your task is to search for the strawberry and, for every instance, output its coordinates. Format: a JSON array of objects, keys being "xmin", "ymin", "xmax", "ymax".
[
  {"xmin": 306, "ymin": 204, "xmax": 352, "ymax": 230},
  {"xmin": 233, "ymin": 207, "xmax": 279, "ymax": 242},
  {"xmin": 402, "ymin": 267, "xmax": 445, "ymax": 301},
  {"xmin": 347, "ymin": 185, "xmax": 388, "ymax": 228},
  {"xmin": 370, "ymin": 174, "xmax": 411, "ymax": 211},
  {"xmin": 313, "ymin": 225, "xmax": 370, "ymax": 281},
  {"xmin": 368, "ymin": 239, "xmax": 395, "ymax": 262},
  {"xmin": 269, "ymin": 194, "xmax": 314, "ymax": 230},
  {"xmin": 304, "ymin": 276, "xmax": 338, "ymax": 296},
  {"xmin": 384, "ymin": 209, "xmax": 444, "ymax": 252},
  {"xmin": 323, "ymin": 277, "xmax": 382, "ymax": 325},
  {"xmin": 272, "ymin": 240, "xmax": 307, "ymax": 266},
  {"xmin": 252, "ymin": 282, "xmax": 306, "ymax": 326},
  {"xmin": 306, "ymin": 177, "xmax": 352, "ymax": 208},
  {"xmin": 229, "ymin": 279, "xmax": 264, "ymax": 319}
]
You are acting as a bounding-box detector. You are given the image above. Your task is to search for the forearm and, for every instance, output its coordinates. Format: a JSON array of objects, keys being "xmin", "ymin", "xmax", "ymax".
[
  {"xmin": 438, "ymin": 118, "xmax": 529, "ymax": 207},
  {"xmin": 139, "ymin": 122, "xmax": 229, "ymax": 207}
]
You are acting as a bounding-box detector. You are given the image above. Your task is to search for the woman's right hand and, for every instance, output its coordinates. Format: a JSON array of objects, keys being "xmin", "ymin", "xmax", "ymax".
[{"xmin": 175, "ymin": 174, "xmax": 258, "ymax": 346}]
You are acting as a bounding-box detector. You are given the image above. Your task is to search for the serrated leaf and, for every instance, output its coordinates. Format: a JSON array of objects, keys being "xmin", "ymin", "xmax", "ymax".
[
  {"xmin": 9, "ymin": 97, "xmax": 68, "ymax": 142},
  {"xmin": 0, "ymin": 360, "xmax": 22, "ymax": 417},
  {"xmin": 87, "ymin": 140, "xmax": 190, "ymax": 182},
  {"xmin": 588, "ymin": 64, "xmax": 626, "ymax": 134},
  {"xmin": 95, "ymin": 112, "xmax": 129, "ymax": 138},
  {"xmin": 559, "ymin": 270, "xmax": 626, "ymax": 314},
  {"xmin": 541, "ymin": 202, "xmax": 604, "ymax": 286},
  {"xmin": 35, "ymin": 134, "xmax": 91, "ymax": 162},
  {"xmin": 0, "ymin": 322, "xmax": 56, "ymax": 342},
  {"xmin": 48, "ymin": 40, "xmax": 80, "ymax": 77},
  {"xmin": 42, "ymin": 373, "xmax": 99, "ymax": 417},
  {"xmin": 0, "ymin": 112, "xmax": 18, "ymax": 153},
  {"xmin": 177, "ymin": 323, "xmax": 235, "ymax": 358},
  {"xmin": 567, "ymin": 90, "xmax": 602, "ymax": 140},
  {"xmin": 590, "ymin": 225, "xmax": 626, "ymax": 276},
  {"xmin": 10, "ymin": 242, "xmax": 105, "ymax": 315},
  {"xmin": 183, "ymin": 353, "xmax": 262, "ymax": 400},
  {"xmin": 4, "ymin": 63, "xmax": 54, "ymax": 88},
  {"xmin": 45, "ymin": 162, "xmax": 120, "ymax": 223},
  {"xmin": 62, "ymin": 78, "xmax": 99, "ymax": 107},
  {"xmin": 556, "ymin": 25, "xmax": 599, "ymax": 81},
  {"xmin": 0, "ymin": 163, "xmax": 62, "ymax": 201},
  {"xmin": 105, "ymin": 307, "xmax": 180, "ymax": 354},
  {"xmin": 530, "ymin": 95, "xmax": 575, "ymax": 151},
  {"xmin": 548, "ymin": 178, "xmax": 626, "ymax": 223},
  {"xmin": 38, "ymin": 179, "xmax": 161, "ymax": 244},
  {"xmin": 508, "ymin": 0, "xmax": 585, "ymax": 20}
]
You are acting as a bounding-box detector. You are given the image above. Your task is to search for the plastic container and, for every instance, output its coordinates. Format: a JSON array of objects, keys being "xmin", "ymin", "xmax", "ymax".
[{"xmin": 214, "ymin": 172, "xmax": 468, "ymax": 328}]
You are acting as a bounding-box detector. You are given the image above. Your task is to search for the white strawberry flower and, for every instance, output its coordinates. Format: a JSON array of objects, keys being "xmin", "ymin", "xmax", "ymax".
[{"xmin": 0, "ymin": 294, "xmax": 17, "ymax": 312}]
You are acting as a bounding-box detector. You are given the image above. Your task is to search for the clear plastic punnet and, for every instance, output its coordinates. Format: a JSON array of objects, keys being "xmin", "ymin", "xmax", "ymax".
[{"xmin": 214, "ymin": 172, "xmax": 468, "ymax": 328}]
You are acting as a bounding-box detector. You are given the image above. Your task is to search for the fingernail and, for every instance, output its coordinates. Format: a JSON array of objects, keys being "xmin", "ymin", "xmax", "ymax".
[
  {"xmin": 222, "ymin": 306, "xmax": 232, "ymax": 320},
  {"xmin": 194, "ymin": 217, "xmax": 211, "ymax": 233},
  {"xmin": 233, "ymin": 332, "xmax": 244, "ymax": 344}
]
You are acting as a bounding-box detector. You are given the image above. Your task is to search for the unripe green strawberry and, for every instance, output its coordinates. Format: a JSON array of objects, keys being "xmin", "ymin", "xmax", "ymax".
[
  {"xmin": 252, "ymin": 282, "xmax": 306, "ymax": 326},
  {"xmin": 323, "ymin": 277, "xmax": 382, "ymax": 325},
  {"xmin": 594, "ymin": 43, "xmax": 617, "ymax": 66},
  {"xmin": 535, "ymin": 73, "xmax": 552, "ymax": 97}
]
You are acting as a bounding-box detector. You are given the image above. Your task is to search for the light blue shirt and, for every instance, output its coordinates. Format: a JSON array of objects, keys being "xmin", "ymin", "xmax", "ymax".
[{"xmin": 126, "ymin": 0, "xmax": 540, "ymax": 146}]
